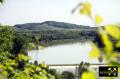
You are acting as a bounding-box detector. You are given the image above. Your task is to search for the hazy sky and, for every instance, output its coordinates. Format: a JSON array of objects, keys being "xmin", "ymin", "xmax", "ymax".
[{"xmin": 0, "ymin": 0, "xmax": 120, "ymax": 26}]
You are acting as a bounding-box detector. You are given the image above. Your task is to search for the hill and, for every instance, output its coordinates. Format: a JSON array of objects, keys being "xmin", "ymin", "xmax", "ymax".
[
  {"xmin": 14, "ymin": 21, "xmax": 96, "ymax": 31},
  {"xmin": 14, "ymin": 21, "xmax": 97, "ymax": 46}
]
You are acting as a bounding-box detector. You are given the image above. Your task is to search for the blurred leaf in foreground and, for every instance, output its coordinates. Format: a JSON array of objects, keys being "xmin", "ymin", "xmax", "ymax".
[{"xmin": 81, "ymin": 71, "xmax": 96, "ymax": 79}]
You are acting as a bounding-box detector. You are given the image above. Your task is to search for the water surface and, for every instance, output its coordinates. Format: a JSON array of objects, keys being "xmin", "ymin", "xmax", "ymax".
[{"xmin": 28, "ymin": 43, "xmax": 100, "ymax": 64}]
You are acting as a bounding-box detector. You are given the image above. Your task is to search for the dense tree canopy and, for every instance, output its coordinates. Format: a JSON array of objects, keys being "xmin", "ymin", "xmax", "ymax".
[
  {"xmin": 0, "ymin": 25, "xmax": 14, "ymax": 52},
  {"xmin": 0, "ymin": 25, "xmax": 56, "ymax": 79}
]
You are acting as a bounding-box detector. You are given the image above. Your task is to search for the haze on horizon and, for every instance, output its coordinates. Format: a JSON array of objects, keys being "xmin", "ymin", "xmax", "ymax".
[{"xmin": 0, "ymin": 0, "xmax": 120, "ymax": 26}]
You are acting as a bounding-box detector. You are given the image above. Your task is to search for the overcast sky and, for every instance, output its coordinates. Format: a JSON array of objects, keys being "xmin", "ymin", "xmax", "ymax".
[{"xmin": 0, "ymin": 0, "xmax": 120, "ymax": 26}]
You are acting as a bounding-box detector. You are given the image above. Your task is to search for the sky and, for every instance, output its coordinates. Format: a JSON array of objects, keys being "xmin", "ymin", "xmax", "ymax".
[{"xmin": 0, "ymin": 0, "xmax": 120, "ymax": 26}]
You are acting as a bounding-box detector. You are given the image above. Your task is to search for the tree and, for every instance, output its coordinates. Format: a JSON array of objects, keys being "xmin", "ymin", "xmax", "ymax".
[
  {"xmin": 11, "ymin": 34, "xmax": 29, "ymax": 55},
  {"xmin": 0, "ymin": 25, "xmax": 13, "ymax": 47},
  {"xmin": 0, "ymin": 1, "xmax": 55, "ymax": 79},
  {"xmin": 0, "ymin": 25, "xmax": 14, "ymax": 52},
  {"xmin": 0, "ymin": 25, "xmax": 55, "ymax": 79}
]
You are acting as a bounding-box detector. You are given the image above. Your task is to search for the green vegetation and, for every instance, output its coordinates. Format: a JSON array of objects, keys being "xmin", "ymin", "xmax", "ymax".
[
  {"xmin": 0, "ymin": 25, "xmax": 13, "ymax": 52},
  {"xmin": 1, "ymin": 0, "xmax": 120, "ymax": 79},
  {"xmin": 0, "ymin": 25, "xmax": 14, "ymax": 64},
  {"xmin": 0, "ymin": 1, "xmax": 96, "ymax": 78},
  {"xmin": 0, "ymin": 24, "xmax": 56, "ymax": 79},
  {"xmin": 48, "ymin": 69, "xmax": 63, "ymax": 79},
  {"xmin": 14, "ymin": 21, "xmax": 97, "ymax": 47},
  {"xmin": 15, "ymin": 30, "xmax": 96, "ymax": 47}
]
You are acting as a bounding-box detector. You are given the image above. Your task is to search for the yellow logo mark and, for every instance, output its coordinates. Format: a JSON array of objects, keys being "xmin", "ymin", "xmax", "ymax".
[{"xmin": 108, "ymin": 67, "xmax": 117, "ymax": 76}]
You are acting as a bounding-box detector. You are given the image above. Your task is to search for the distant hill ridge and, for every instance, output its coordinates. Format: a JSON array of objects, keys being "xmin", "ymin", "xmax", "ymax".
[
  {"xmin": 14, "ymin": 21, "xmax": 95, "ymax": 31},
  {"xmin": 14, "ymin": 21, "xmax": 98, "ymax": 46}
]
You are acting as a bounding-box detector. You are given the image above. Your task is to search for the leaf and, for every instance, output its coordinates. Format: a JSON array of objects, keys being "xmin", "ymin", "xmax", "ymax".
[
  {"xmin": 7, "ymin": 66, "xmax": 14, "ymax": 71},
  {"xmin": 116, "ymin": 41, "xmax": 120, "ymax": 47},
  {"xmin": 35, "ymin": 66, "xmax": 40, "ymax": 71},
  {"xmin": 90, "ymin": 44, "xmax": 100, "ymax": 58},
  {"xmin": 95, "ymin": 15, "xmax": 103, "ymax": 25},
  {"xmin": 42, "ymin": 69, "xmax": 47, "ymax": 75},
  {"xmin": 105, "ymin": 25, "xmax": 120, "ymax": 40},
  {"xmin": 79, "ymin": 1, "xmax": 92, "ymax": 16},
  {"xmin": 18, "ymin": 54, "xmax": 31, "ymax": 61},
  {"xmin": 41, "ymin": 63, "xmax": 47, "ymax": 68},
  {"xmin": 101, "ymin": 33, "xmax": 113, "ymax": 54},
  {"xmin": 0, "ymin": 65, "xmax": 6, "ymax": 69},
  {"xmin": 84, "ymin": 1, "xmax": 91, "ymax": 12},
  {"xmin": 81, "ymin": 71, "xmax": 96, "ymax": 79},
  {"xmin": 19, "ymin": 72, "xmax": 28, "ymax": 79},
  {"xmin": 79, "ymin": 9, "xmax": 86, "ymax": 14},
  {"xmin": 28, "ymin": 43, "xmax": 36, "ymax": 50},
  {"xmin": 2, "ymin": 71, "xmax": 8, "ymax": 76},
  {"xmin": 33, "ymin": 74, "xmax": 40, "ymax": 79},
  {"xmin": 111, "ymin": 53, "xmax": 120, "ymax": 58},
  {"xmin": 110, "ymin": 61, "xmax": 120, "ymax": 67}
]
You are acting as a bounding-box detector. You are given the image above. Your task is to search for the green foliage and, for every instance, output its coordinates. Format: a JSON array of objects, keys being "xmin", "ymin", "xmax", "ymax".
[
  {"xmin": 11, "ymin": 33, "xmax": 30, "ymax": 55},
  {"xmin": 0, "ymin": 25, "xmax": 14, "ymax": 64},
  {"xmin": 0, "ymin": 51, "xmax": 11, "ymax": 64},
  {"xmin": 48, "ymin": 69, "xmax": 63, "ymax": 79},
  {"xmin": 54, "ymin": 73, "xmax": 63, "ymax": 79},
  {"xmin": 0, "ymin": 25, "xmax": 14, "ymax": 52},
  {"xmin": 28, "ymin": 43, "xmax": 36, "ymax": 50},
  {"xmin": 0, "ymin": 56, "xmax": 55, "ymax": 79},
  {"xmin": 15, "ymin": 29, "xmax": 97, "ymax": 48},
  {"xmin": 0, "ymin": 24, "xmax": 55, "ymax": 79},
  {"xmin": 14, "ymin": 21, "xmax": 97, "ymax": 47}
]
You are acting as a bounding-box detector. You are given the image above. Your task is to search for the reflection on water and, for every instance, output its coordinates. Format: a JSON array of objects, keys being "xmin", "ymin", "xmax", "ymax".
[{"xmin": 28, "ymin": 43, "xmax": 100, "ymax": 64}]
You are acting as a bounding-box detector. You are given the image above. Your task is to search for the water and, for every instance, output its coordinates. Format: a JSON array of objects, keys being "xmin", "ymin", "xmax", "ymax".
[
  {"xmin": 28, "ymin": 43, "xmax": 100, "ymax": 64},
  {"xmin": 28, "ymin": 43, "xmax": 120, "ymax": 79}
]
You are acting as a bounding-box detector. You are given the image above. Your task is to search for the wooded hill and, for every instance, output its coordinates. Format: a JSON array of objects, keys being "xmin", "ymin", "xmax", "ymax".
[{"xmin": 14, "ymin": 21, "xmax": 98, "ymax": 46}]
